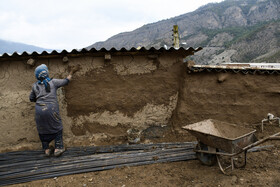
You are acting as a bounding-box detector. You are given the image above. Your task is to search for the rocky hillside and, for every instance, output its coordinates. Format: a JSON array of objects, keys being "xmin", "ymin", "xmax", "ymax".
[{"xmin": 88, "ymin": 0, "xmax": 280, "ymax": 64}]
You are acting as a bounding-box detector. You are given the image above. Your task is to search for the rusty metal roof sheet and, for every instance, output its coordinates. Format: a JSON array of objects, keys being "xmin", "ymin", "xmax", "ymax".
[{"xmin": 188, "ymin": 64, "xmax": 280, "ymax": 75}]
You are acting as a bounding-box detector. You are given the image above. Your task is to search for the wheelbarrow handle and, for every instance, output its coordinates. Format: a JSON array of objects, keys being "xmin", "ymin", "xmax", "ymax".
[
  {"xmin": 268, "ymin": 136, "xmax": 280, "ymax": 140},
  {"xmin": 242, "ymin": 132, "xmax": 280, "ymax": 151}
]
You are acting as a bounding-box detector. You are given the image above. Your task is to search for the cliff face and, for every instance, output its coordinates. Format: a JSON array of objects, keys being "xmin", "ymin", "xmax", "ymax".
[{"xmin": 88, "ymin": 0, "xmax": 280, "ymax": 64}]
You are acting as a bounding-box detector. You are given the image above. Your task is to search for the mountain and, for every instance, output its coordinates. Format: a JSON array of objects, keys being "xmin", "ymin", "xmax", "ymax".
[
  {"xmin": 87, "ymin": 0, "xmax": 280, "ymax": 64},
  {"xmin": 0, "ymin": 39, "xmax": 52, "ymax": 55}
]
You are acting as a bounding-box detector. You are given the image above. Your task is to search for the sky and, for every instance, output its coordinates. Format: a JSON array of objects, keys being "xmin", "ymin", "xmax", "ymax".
[{"xmin": 0, "ymin": 0, "xmax": 224, "ymax": 50}]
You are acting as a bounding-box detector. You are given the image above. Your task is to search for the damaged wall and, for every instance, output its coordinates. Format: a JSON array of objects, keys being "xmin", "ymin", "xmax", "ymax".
[
  {"xmin": 175, "ymin": 71, "xmax": 280, "ymax": 129},
  {"xmin": 65, "ymin": 54, "xmax": 183, "ymax": 144},
  {"xmin": 1, "ymin": 51, "xmax": 280, "ymax": 153},
  {"xmin": 0, "ymin": 52, "xmax": 185, "ymax": 152}
]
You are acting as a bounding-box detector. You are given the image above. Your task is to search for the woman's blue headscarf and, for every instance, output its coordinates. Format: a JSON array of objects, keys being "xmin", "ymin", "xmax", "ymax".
[{"xmin": 35, "ymin": 64, "xmax": 51, "ymax": 92}]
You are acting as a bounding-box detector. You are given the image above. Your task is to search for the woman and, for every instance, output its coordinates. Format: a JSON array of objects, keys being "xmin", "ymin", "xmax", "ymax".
[{"xmin": 29, "ymin": 64, "xmax": 78, "ymax": 157}]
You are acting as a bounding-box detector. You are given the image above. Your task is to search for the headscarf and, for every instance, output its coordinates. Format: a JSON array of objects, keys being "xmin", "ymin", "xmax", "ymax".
[{"xmin": 34, "ymin": 64, "xmax": 51, "ymax": 92}]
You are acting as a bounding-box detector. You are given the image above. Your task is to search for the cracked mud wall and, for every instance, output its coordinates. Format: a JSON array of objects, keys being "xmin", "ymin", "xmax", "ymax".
[
  {"xmin": 0, "ymin": 53, "xmax": 184, "ymax": 152},
  {"xmin": 175, "ymin": 71, "xmax": 280, "ymax": 130},
  {"xmin": 2, "ymin": 53, "xmax": 280, "ymax": 153},
  {"xmin": 0, "ymin": 59, "xmax": 73, "ymax": 152},
  {"xmin": 65, "ymin": 54, "xmax": 184, "ymax": 145}
]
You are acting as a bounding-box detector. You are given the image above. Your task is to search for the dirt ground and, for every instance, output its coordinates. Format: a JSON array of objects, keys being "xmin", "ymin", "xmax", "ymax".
[{"xmin": 8, "ymin": 124, "xmax": 280, "ymax": 187}]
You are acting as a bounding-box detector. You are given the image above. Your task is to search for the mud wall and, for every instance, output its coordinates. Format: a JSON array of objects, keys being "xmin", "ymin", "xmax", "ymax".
[
  {"xmin": 1, "ymin": 54, "xmax": 280, "ymax": 152},
  {"xmin": 0, "ymin": 53, "xmax": 184, "ymax": 152},
  {"xmin": 175, "ymin": 71, "xmax": 280, "ymax": 129},
  {"xmin": 0, "ymin": 59, "xmax": 73, "ymax": 152}
]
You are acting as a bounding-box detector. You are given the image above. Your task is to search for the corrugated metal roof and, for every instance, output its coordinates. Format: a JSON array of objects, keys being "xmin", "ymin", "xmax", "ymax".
[
  {"xmin": 0, "ymin": 47, "xmax": 203, "ymax": 60},
  {"xmin": 188, "ymin": 64, "xmax": 280, "ymax": 75},
  {"xmin": 222, "ymin": 63, "xmax": 280, "ymax": 69}
]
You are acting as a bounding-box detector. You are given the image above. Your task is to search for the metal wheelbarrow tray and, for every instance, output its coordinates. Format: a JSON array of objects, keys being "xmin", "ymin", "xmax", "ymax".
[{"xmin": 182, "ymin": 119, "xmax": 280, "ymax": 174}]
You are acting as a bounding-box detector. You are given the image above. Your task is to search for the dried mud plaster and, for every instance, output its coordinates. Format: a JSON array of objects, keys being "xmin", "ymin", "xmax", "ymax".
[
  {"xmin": 65, "ymin": 58, "xmax": 182, "ymax": 138},
  {"xmin": 0, "ymin": 54, "xmax": 185, "ymax": 152},
  {"xmin": 71, "ymin": 93, "xmax": 178, "ymax": 132},
  {"xmin": 65, "ymin": 63, "xmax": 181, "ymax": 117},
  {"xmin": 176, "ymin": 71, "xmax": 280, "ymax": 129},
  {"xmin": 2, "ymin": 52, "xmax": 280, "ymax": 152}
]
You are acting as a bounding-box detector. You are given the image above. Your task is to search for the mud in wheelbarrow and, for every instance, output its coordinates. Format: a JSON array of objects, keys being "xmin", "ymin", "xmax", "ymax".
[{"xmin": 182, "ymin": 119, "xmax": 280, "ymax": 174}]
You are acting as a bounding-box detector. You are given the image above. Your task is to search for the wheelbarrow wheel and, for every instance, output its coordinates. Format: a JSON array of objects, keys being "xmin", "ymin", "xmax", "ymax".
[{"xmin": 196, "ymin": 142, "xmax": 216, "ymax": 166}]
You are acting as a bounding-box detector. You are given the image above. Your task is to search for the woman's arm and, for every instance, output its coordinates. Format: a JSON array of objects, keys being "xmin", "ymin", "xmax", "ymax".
[
  {"xmin": 29, "ymin": 86, "xmax": 37, "ymax": 102},
  {"xmin": 53, "ymin": 65, "xmax": 80, "ymax": 88}
]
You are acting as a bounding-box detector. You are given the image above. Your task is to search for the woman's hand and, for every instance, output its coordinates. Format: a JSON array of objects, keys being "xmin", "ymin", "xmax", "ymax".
[
  {"xmin": 70, "ymin": 64, "xmax": 81, "ymax": 75},
  {"xmin": 67, "ymin": 65, "xmax": 80, "ymax": 80}
]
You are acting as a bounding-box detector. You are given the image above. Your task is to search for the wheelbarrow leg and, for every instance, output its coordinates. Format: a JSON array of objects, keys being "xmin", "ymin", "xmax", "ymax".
[
  {"xmin": 216, "ymin": 155, "xmax": 233, "ymax": 175},
  {"xmin": 217, "ymin": 155, "xmax": 227, "ymax": 175},
  {"xmin": 217, "ymin": 152, "xmax": 248, "ymax": 175},
  {"xmin": 233, "ymin": 150, "xmax": 247, "ymax": 169}
]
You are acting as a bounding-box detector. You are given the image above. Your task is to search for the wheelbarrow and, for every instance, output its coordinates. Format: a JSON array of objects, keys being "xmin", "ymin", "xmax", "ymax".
[{"xmin": 182, "ymin": 119, "xmax": 280, "ymax": 174}]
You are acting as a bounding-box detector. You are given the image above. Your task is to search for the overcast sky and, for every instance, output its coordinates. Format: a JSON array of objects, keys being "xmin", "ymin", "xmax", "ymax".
[{"xmin": 0, "ymin": 0, "xmax": 223, "ymax": 50}]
